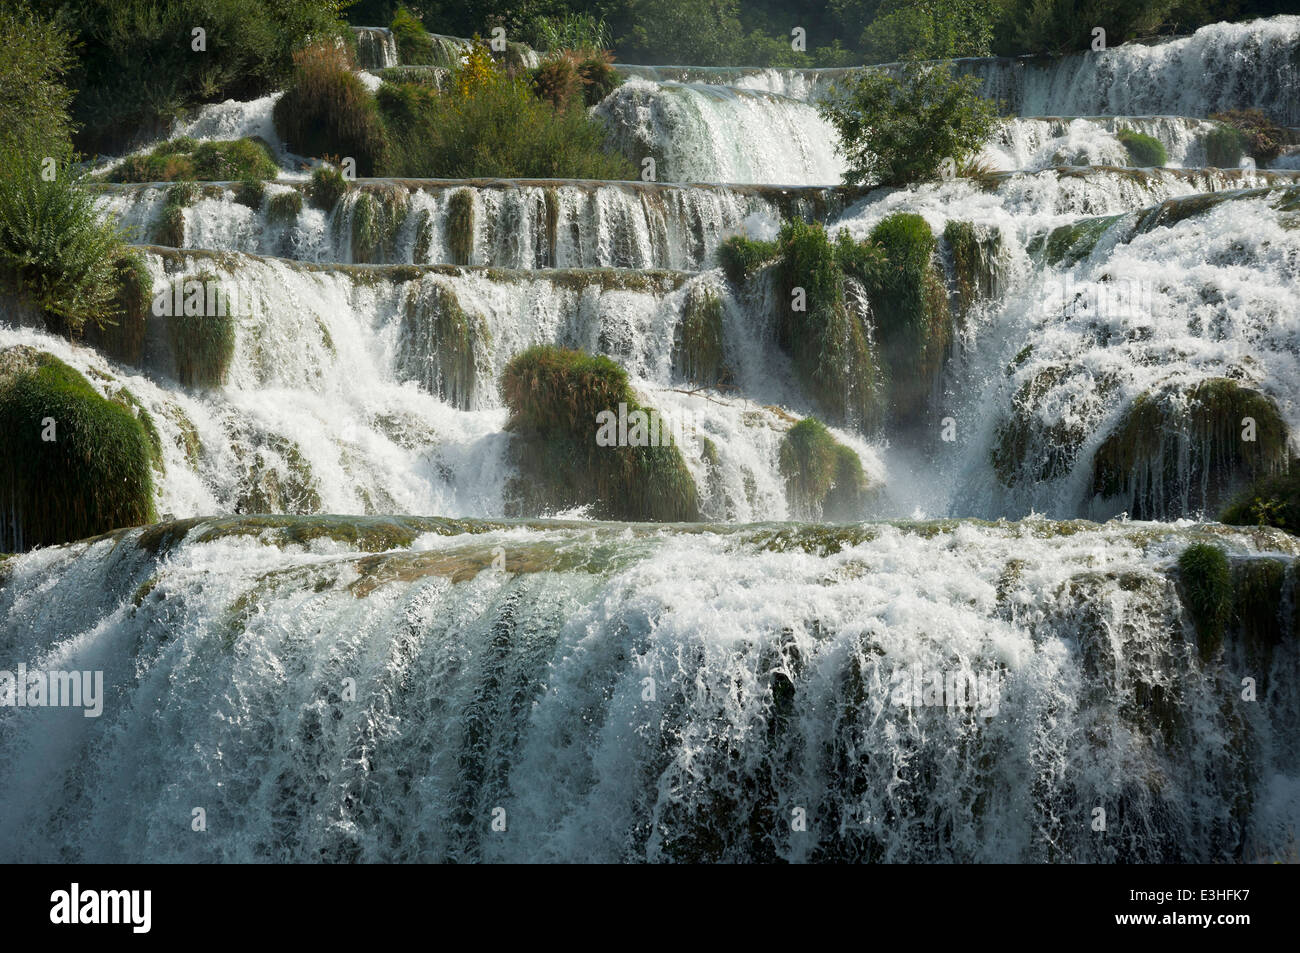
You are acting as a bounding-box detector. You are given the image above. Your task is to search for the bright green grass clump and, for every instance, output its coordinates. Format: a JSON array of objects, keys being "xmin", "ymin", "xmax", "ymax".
[
  {"xmin": 309, "ymin": 165, "xmax": 348, "ymax": 212},
  {"xmin": 350, "ymin": 187, "xmax": 409, "ymax": 263},
  {"xmin": 717, "ymin": 234, "xmax": 778, "ymax": 285},
  {"xmin": 107, "ymin": 137, "xmax": 279, "ymax": 183},
  {"xmin": 778, "ymin": 416, "xmax": 870, "ymax": 519},
  {"xmin": 1177, "ymin": 543, "xmax": 1233, "ymax": 661},
  {"xmin": 501, "ymin": 346, "xmax": 699, "ymax": 522},
  {"xmin": 1117, "ymin": 129, "xmax": 1168, "ymax": 168},
  {"xmin": 391, "ymin": 6, "xmax": 436, "ymax": 66},
  {"xmin": 0, "ymin": 349, "xmax": 155, "ymax": 551},
  {"xmin": 266, "ymin": 189, "xmax": 304, "ymax": 225}
]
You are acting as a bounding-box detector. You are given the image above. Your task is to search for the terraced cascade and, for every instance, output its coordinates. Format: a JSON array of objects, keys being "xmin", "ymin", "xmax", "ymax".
[{"xmin": 4, "ymin": 14, "xmax": 1300, "ymax": 863}]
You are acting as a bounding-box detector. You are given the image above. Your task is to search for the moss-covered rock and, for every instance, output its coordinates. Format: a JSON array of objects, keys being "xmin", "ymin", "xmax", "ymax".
[
  {"xmin": 1205, "ymin": 123, "xmax": 1246, "ymax": 168},
  {"xmin": 1092, "ymin": 379, "xmax": 1288, "ymax": 519},
  {"xmin": 673, "ymin": 284, "xmax": 726, "ymax": 387},
  {"xmin": 447, "ymin": 187, "xmax": 475, "ymax": 266},
  {"xmin": 234, "ymin": 432, "xmax": 323, "ymax": 515},
  {"xmin": 164, "ymin": 271, "xmax": 237, "ymax": 388},
  {"xmin": 1177, "ymin": 542, "xmax": 1233, "ymax": 662},
  {"xmin": 0, "ymin": 349, "xmax": 155, "ymax": 551},
  {"xmin": 396, "ymin": 280, "xmax": 485, "ymax": 409},
  {"xmin": 266, "ymin": 189, "xmax": 303, "ymax": 225},
  {"xmin": 1038, "ymin": 214, "xmax": 1123, "ymax": 266},
  {"xmin": 350, "ymin": 186, "xmax": 409, "ymax": 263},
  {"xmin": 1233, "ymin": 557, "xmax": 1288, "ymax": 651},
  {"xmin": 778, "ymin": 417, "xmax": 870, "ymax": 520},
  {"xmin": 943, "ymin": 219, "xmax": 1001, "ymax": 321},
  {"xmin": 1118, "ymin": 129, "xmax": 1168, "ymax": 168},
  {"xmin": 500, "ymin": 346, "xmax": 699, "ymax": 522},
  {"xmin": 82, "ymin": 251, "xmax": 153, "ymax": 366},
  {"xmin": 233, "ymin": 177, "xmax": 265, "ymax": 210},
  {"xmin": 309, "ymin": 165, "xmax": 348, "ymax": 212}
]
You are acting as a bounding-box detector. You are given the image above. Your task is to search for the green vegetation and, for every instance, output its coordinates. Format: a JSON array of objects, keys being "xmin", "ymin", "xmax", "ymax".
[
  {"xmin": 82, "ymin": 252, "xmax": 153, "ymax": 366},
  {"xmin": 0, "ymin": 349, "xmax": 155, "ymax": 551},
  {"xmin": 106, "ymin": 138, "xmax": 280, "ymax": 183},
  {"xmin": 1220, "ymin": 467, "xmax": 1300, "ymax": 533},
  {"xmin": 0, "ymin": 4, "xmax": 75, "ymax": 158},
  {"xmin": 500, "ymin": 346, "xmax": 699, "ymax": 521},
  {"xmin": 390, "ymin": 6, "xmax": 437, "ymax": 65},
  {"xmin": 234, "ymin": 178, "xmax": 265, "ymax": 210},
  {"xmin": 165, "ymin": 272, "xmax": 237, "ymax": 388},
  {"xmin": 673, "ymin": 285, "xmax": 726, "ymax": 387},
  {"xmin": 350, "ymin": 187, "xmax": 409, "ymax": 262},
  {"xmin": 1092, "ymin": 380, "xmax": 1289, "ymax": 518},
  {"xmin": 779, "ymin": 417, "xmax": 870, "ymax": 520},
  {"xmin": 818, "ymin": 61, "xmax": 999, "ymax": 188},
  {"xmin": 1210, "ymin": 109, "xmax": 1289, "ymax": 164},
  {"xmin": 1177, "ymin": 542, "xmax": 1233, "ymax": 661},
  {"xmin": 860, "ymin": 0, "xmax": 997, "ymax": 62},
  {"xmin": 272, "ymin": 42, "xmax": 387, "ymax": 175},
  {"xmin": 397, "ymin": 282, "xmax": 483, "ymax": 409},
  {"xmin": 266, "ymin": 189, "xmax": 304, "ymax": 225},
  {"xmin": 309, "ymin": 166, "xmax": 349, "ymax": 212},
  {"xmin": 1205, "ymin": 123, "xmax": 1247, "ymax": 168},
  {"xmin": 1117, "ymin": 129, "xmax": 1168, "ymax": 168},
  {"xmin": 446, "ymin": 188, "xmax": 475, "ymax": 265},
  {"xmin": 0, "ymin": 150, "xmax": 137, "ymax": 339},
  {"xmin": 718, "ymin": 234, "xmax": 778, "ymax": 285},
  {"xmin": 1234, "ymin": 557, "xmax": 1288, "ymax": 650},
  {"xmin": 944, "ymin": 219, "xmax": 1001, "ymax": 320}
]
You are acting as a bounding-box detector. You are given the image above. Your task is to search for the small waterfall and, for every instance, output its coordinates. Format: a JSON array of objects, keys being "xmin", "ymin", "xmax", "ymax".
[{"xmin": 352, "ymin": 26, "xmax": 399, "ymax": 69}]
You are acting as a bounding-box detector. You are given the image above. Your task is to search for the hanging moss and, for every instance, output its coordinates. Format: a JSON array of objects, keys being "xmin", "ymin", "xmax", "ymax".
[
  {"xmin": 109, "ymin": 387, "xmax": 164, "ymax": 473},
  {"xmin": 309, "ymin": 165, "xmax": 349, "ymax": 212},
  {"xmin": 1220, "ymin": 466, "xmax": 1300, "ymax": 533},
  {"xmin": 447, "ymin": 188, "xmax": 475, "ymax": 265},
  {"xmin": 396, "ymin": 281, "xmax": 484, "ymax": 409},
  {"xmin": 349, "ymin": 187, "xmax": 409, "ymax": 263},
  {"xmin": 165, "ymin": 271, "xmax": 236, "ymax": 388},
  {"xmin": 718, "ymin": 234, "xmax": 778, "ymax": 285},
  {"xmin": 773, "ymin": 220, "xmax": 881, "ymax": 431},
  {"xmin": 0, "ymin": 349, "xmax": 155, "ymax": 551},
  {"xmin": 266, "ymin": 190, "xmax": 303, "ymax": 225},
  {"xmin": 1118, "ymin": 129, "xmax": 1168, "ymax": 168},
  {"xmin": 82, "ymin": 251, "xmax": 152, "ymax": 366},
  {"xmin": 1092, "ymin": 379, "xmax": 1289, "ymax": 519},
  {"xmin": 943, "ymin": 219, "xmax": 1001, "ymax": 320},
  {"xmin": 673, "ymin": 285, "xmax": 725, "ymax": 387},
  {"xmin": 543, "ymin": 187, "xmax": 561, "ymax": 266},
  {"xmin": 990, "ymin": 364, "xmax": 1089, "ymax": 486},
  {"xmin": 412, "ymin": 209, "xmax": 433, "ymax": 261},
  {"xmin": 153, "ymin": 202, "xmax": 185, "ymax": 247},
  {"xmin": 500, "ymin": 346, "xmax": 699, "ymax": 522},
  {"xmin": 1177, "ymin": 542, "xmax": 1232, "ymax": 662},
  {"xmin": 853, "ymin": 213, "xmax": 950, "ymax": 425},
  {"xmin": 778, "ymin": 417, "xmax": 870, "ymax": 520},
  {"xmin": 1038, "ymin": 214, "xmax": 1122, "ymax": 267}
]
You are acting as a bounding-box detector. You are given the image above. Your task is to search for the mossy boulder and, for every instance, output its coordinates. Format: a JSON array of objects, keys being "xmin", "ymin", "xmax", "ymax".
[
  {"xmin": 943, "ymin": 219, "xmax": 1001, "ymax": 321},
  {"xmin": 1037, "ymin": 214, "xmax": 1123, "ymax": 267},
  {"xmin": 1177, "ymin": 543, "xmax": 1233, "ymax": 661},
  {"xmin": 164, "ymin": 271, "xmax": 237, "ymax": 388},
  {"xmin": 234, "ymin": 432, "xmax": 323, "ymax": 515},
  {"xmin": 1205, "ymin": 124, "xmax": 1246, "ymax": 168},
  {"xmin": 673, "ymin": 284, "xmax": 726, "ymax": 387},
  {"xmin": 500, "ymin": 346, "xmax": 699, "ymax": 522},
  {"xmin": 0, "ymin": 349, "xmax": 155, "ymax": 551},
  {"xmin": 990, "ymin": 365, "xmax": 1086, "ymax": 486},
  {"xmin": 778, "ymin": 417, "xmax": 870, "ymax": 520},
  {"xmin": 1117, "ymin": 129, "xmax": 1167, "ymax": 168},
  {"xmin": 1092, "ymin": 379, "xmax": 1288, "ymax": 519}
]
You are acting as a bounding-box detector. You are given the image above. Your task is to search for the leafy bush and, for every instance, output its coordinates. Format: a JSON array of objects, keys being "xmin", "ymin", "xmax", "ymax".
[
  {"xmin": 860, "ymin": 0, "xmax": 996, "ymax": 62},
  {"xmin": 0, "ymin": 150, "xmax": 132, "ymax": 336},
  {"xmin": 819, "ymin": 61, "xmax": 999, "ymax": 187},
  {"xmin": 1220, "ymin": 468, "xmax": 1300, "ymax": 534},
  {"xmin": 376, "ymin": 45, "xmax": 634, "ymax": 179},
  {"xmin": 0, "ymin": 4, "xmax": 75, "ymax": 158},
  {"xmin": 718, "ymin": 234, "xmax": 778, "ymax": 284},
  {"xmin": 82, "ymin": 251, "xmax": 154, "ymax": 365},
  {"xmin": 272, "ymin": 41, "xmax": 388, "ymax": 175},
  {"xmin": 106, "ymin": 138, "xmax": 279, "ymax": 183},
  {"xmin": 391, "ymin": 5, "xmax": 436, "ymax": 65},
  {"xmin": 0, "ymin": 349, "xmax": 155, "ymax": 551},
  {"xmin": 501, "ymin": 346, "xmax": 700, "ymax": 521},
  {"xmin": 1117, "ymin": 129, "xmax": 1168, "ymax": 168},
  {"xmin": 1210, "ymin": 109, "xmax": 1288, "ymax": 164}
]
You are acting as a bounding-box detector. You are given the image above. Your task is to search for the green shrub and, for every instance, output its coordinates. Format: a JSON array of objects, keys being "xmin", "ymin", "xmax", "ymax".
[
  {"xmin": 1205, "ymin": 124, "xmax": 1246, "ymax": 168},
  {"xmin": 375, "ymin": 45, "xmax": 634, "ymax": 180},
  {"xmin": 82, "ymin": 252, "xmax": 153, "ymax": 366},
  {"xmin": 531, "ymin": 56, "xmax": 582, "ymax": 110},
  {"xmin": 234, "ymin": 178, "xmax": 265, "ymax": 210},
  {"xmin": 778, "ymin": 417, "xmax": 870, "ymax": 519},
  {"xmin": 718, "ymin": 234, "xmax": 778, "ymax": 285},
  {"xmin": 0, "ymin": 150, "xmax": 130, "ymax": 337},
  {"xmin": 309, "ymin": 165, "xmax": 349, "ymax": 212},
  {"xmin": 106, "ymin": 138, "xmax": 278, "ymax": 183},
  {"xmin": 1117, "ymin": 129, "xmax": 1168, "ymax": 168},
  {"xmin": 859, "ymin": 0, "xmax": 996, "ymax": 62},
  {"xmin": 165, "ymin": 272, "xmax": 237, "ymax": 388},
  {"xmin": 0, "ymin": 4, "xmax": 75, "ymax": 158},
  {"xmin": 576, "ymin": 53, "xmax": 621, "ymax": 106},
  {"xmin": 525, "ymin": 13, "xmax": 613, "ymax": 54},
  {"xmin": 818, "ymin": 61, "xmax": 998, "ymax": 188},
  {"xmin": 0, "ymin": 350, "xmax": 155, "ymax": 551},
  {"xmin": 1210, "ymin": 109, "xmax": 1288, "ymax": 164},
  {"xmin": 1220, "ymin": 468, "xmax": 1300, "ymax": 534},
  {"xmin": 266, "ymin": 189, "xmax": 304, "ymax": 225},
  {"xmin": 501, "ymin": 346, "xmax": 700, "ymax": 522},
  {"xmin": 1177, "ymin": 543, "xmax": 1233, "ymax": 661},
  {"xmin": 391, "ymin": 5, "xmax": 435, "ymax": 66},
  {"xmin": 272, "ymin": 41, "xmax": 387, "ymax": 175}
]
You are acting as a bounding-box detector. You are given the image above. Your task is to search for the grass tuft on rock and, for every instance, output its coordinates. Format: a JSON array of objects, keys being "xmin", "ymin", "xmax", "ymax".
[
  {"xmin": 266, "ymin": 189, "xmax": 303, "ymax": 225},
  {"xmin": 82, "ymin": 251, "xmax": 152, "ymax": 365},
  {"xmin": 501, "ymin": 346, "xmax": 699, "ymax": 521},
  {"xmin": 1117, "ymin": 129, "xmax": 1167, "ymax": 168},
  {"xmin": 673, "ymin": 285, "xmax": 726, "ymax": 387},
  {"xmin": 0, "ymin": 349, "xmax": 155, "ymax": 551},
  {"xmin": 446, "ymin": 188, "xmax": 475, "ymax": 265},
  {"xmin": 778, "ymin": 416, "xmax": 870, "ymax": 519},
  {"xmin": 165, "ymin": 271, "xmax": 236, "ymax": 388},
  {"xmin": 1205, "ymin": 123, "xmax": 1247, "ymax": 168},
  {"xmin": 309, "ymin": 165, "xmax": 348, "ymax": 212},
  {"xmin": 107, "ymin": 137, "xmax": 278, "ymax": 183},
  {"xmin": 718, "ymin": 234, "xmax": 778, "ymax": 285},
  {"xmin": 1177, "ymin": 542, "xmax": 1232, "ymax": 662},
  {"xmin": 396, "ymin": 281, "xmax": 484, "ymax": 409}
]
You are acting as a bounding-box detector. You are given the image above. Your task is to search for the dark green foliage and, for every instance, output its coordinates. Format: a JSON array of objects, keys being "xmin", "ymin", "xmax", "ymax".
[
  {"xmin": 1177, "ymin": 543, "xmax": 1233, "ymax": 661},
  {"xmin": 1093, "ymin": 380, "xmax": 1289, "ymax": 519},
  {"xmin": 1210, "ymin": 109, "xmax": 1289, "ymax": 163},
  {"xmin": 501, "ymin": 346, "xmax": 700, "ymax": 522},
  {"xmin": 525, "ymin": 12, "xmax": 613, "ymax": 53},
  {"xmin": 234, "ymin": 178, "xmax": 265, "ymax": 210},
  {"xmin": 818, "ymin": 61, "xmax": 999, "ymax": 188},
  {"xmin": 309, "ymin": 165, "xmax": 349, "ymax": 212},
  {"xmin": 718, "ymin": 234, "xmax": 777, "ymax": 285},
  {"xmin": 391, "ymin": 5, "xmax": 436, "ymax": 65},
  {"xmin": 165, "ymin": 272, "xmax": 237, "ymax": 388},
  {"xmin": 944, "ymin": 219, "xmax": 1001, "ymax": 319},
  {"xmin": 0, "ymin": 350, "xmax": 155, "ymax": 551},
  {"xmin": 350, "ymin": 187, "xmax": 409, "ymax": 262},
  {"xmin": 446, "ymin": 188, "xmax": 475, "ymax": 265},
  {"xmin": 993, "ymin": 0, "xmax": 1174, "ymax": 55},
  {"xmin": 397, "ymin": 282, "xmax": 482, "ymax": 409},
  {"xmin": 266, "ymin": 189, "xmax": 304, "ymax": 225},
  {"xmin": 1205, "ymin": 124, "xmax": 1247, "ymax": 168},
  {"xmin": 82, "ymin": 252, "xmax": 153, "ymax": 366},
  {"xmin": 0, "ymin": 149, "xmax": 131, "ymax": 336},
  {"xmin": 860, "ymin": 0, "xmax": 997, "ymax": 62},
  {"xmin": 154, "ymin": 203, "xmax": 186, "ymax": 247},
  {"xmin": 1233, "ymin": 558, "xmax": 1288, "ymax": 651},
  {"xmin": 64, "ymin": 0, "xmax": 350, "ymax": 154},
  {"xmin": 778, "ymin": 417, "xmax": 870, "ymax": 520},
  {"xmin": 855, "ymin": 213, "xmax": 950, "ymax": 423},
  {"xmin": 1118, "ymin": 129, "xmax": 1168, "ymax": 168},
  {"xmin": 0, "ymin": 4, "xmax": 75, "ymax": 158},
  {"xmin": 272, "ymin": 42, "xmax": 388, "ymax": 175},
  {"xmin": 1220, "ymin": 467, "xmax": 1300, "ymax": 533},
  {"xmin": 774, "ymin": 219, "xmax": 880, "ymax": 430},
  {"xmin": 673, "ymin": 285, "xmax": 725, "ymax": 387},
  {"xmin": 106, "ymin": 138, "xmax": 279, "ymax": 183}
]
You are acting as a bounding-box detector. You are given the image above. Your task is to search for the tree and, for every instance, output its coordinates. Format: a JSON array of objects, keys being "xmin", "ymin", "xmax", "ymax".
[
  {"xmin": 859, "ymin": 0, "xmax": 998, "ymax": 62},
  {"xmin": 818, "ymin": 60, "xmax": 999, "ymax": 187}
]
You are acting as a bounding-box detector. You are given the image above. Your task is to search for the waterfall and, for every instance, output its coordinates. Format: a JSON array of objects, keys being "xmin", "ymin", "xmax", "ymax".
[{"xmin": 352, "ymin": 27, "xmax": 399, "ymax": 70}]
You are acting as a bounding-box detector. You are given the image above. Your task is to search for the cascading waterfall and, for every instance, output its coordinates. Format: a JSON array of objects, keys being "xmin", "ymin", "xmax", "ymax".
[{"xmin": 4, "ymin": 15, "xmax": 1300, "ymax": 863}]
